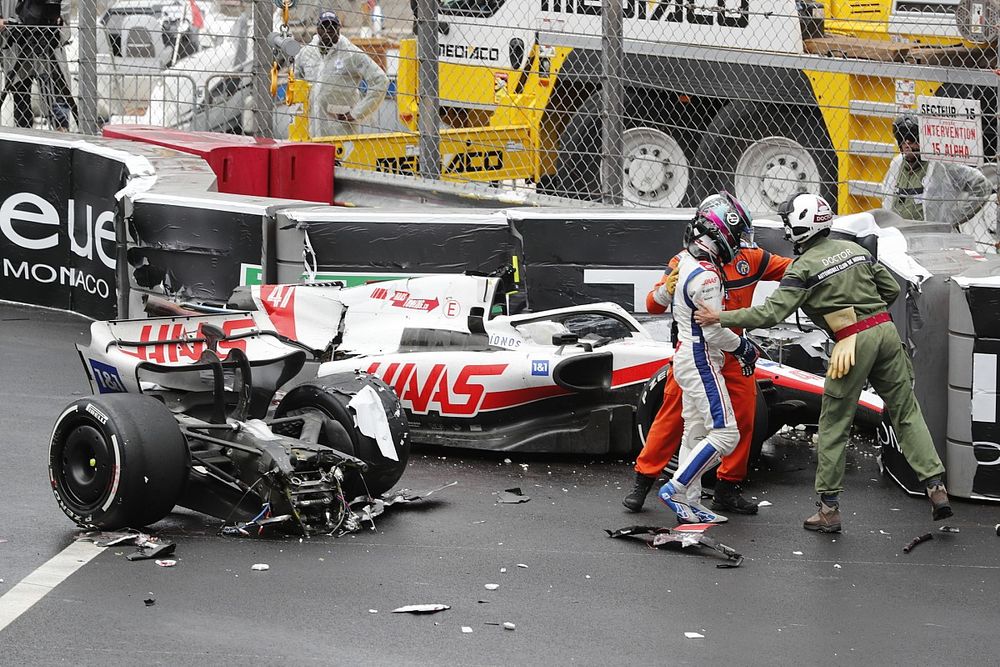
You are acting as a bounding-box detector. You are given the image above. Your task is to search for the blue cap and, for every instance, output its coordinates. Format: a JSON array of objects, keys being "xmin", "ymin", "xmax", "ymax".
[{"xmin": 318, "ymin": 10, "xmax": 340, "ymax": 25}]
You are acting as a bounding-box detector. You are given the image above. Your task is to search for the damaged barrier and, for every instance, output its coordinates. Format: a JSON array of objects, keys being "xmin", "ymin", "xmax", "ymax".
[
  {"xmin": 879, "ymin": 229, "xmax": 988, "ymax": 495},
  {"xmin": 0, "ymin": 129, "xmax": 214, "ymax": 319},
  {"xmin": 126, "ymin": 191, "xmax": 316, "ymax": 312},
  {"xmin": 272, "ymin": 208, "xmax": 521, "ymax": 287}
]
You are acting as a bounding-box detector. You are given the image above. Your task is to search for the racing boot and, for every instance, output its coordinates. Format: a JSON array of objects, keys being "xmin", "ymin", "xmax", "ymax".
[
  {"xmin": 712, "ymin": 479, "xmax": 759, "ymax": 515},
  {"xmin": 658, "ymin": 481, "xmax": 698, "ymax": 523},
  {"xmin": 688, "ymin": 502, "xmax": 728, "ymax": 524},
  {"xmin": 925, "ymin": 481, "xmax": 953, "ymax": 521},
  {"xmin": 660, "ymin": 441, "xmax": 724, "ymax": 523},
  {"xmin": 622, "ymin": 473, "xmax": 656, "ymax": 512},
  {"xmin": 803, "ymin": 500, "xmax": 842, "ymax": 533}
]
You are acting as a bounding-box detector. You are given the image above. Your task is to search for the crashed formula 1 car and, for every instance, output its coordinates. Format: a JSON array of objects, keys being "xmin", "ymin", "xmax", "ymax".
[
  {"xmin": 50, "ymin": 318, "xmax": 410, "ymax": 535},
  {"xmin": 136, "ymin": 270, "xmax": 882, "ymax": 460},
  {"xmin": 56, "ymin": 270, "xmax": 885, "ymax": 535}
]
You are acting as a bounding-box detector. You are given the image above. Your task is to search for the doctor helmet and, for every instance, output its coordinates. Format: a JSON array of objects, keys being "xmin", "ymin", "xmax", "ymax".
[{"xmin": 778, "ymin": 192, "xmax": 833, "ymax": 246}]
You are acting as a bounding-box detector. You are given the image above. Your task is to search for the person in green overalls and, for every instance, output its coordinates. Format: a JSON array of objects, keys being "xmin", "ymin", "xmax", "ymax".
[
  {"xmin": 886, "ymin": 113, "xmax": 992, "ymax": 225},
  {"xmin": 891, "ymin": 114, "xmax": 928, "ymax": 221},
  {"xmin": 694, "ymin": 192, "xmax": 952, "ymax": 533}
]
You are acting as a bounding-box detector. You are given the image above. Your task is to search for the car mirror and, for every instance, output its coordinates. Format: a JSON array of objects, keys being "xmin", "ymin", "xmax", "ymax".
[
  {"xmin": 552, "ymin": 332, "xmax": 578, "ymax": 346},
  {"xmin": 468, "ymin": 307, "xmax": 486, "ymax": 334}
]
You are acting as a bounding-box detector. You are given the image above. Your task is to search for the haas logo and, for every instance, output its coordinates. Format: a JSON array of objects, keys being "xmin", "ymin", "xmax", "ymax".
[
  {"xmin": 367, "ymin": 361, "xmax": 507, "ymax": 416},
  {"xmin": 120, "ymin": 318, "xmax": 256, "ymax": 363}
]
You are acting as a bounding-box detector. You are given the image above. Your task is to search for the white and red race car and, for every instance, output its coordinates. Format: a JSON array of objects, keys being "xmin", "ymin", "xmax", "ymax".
[{"xmin": 79, "ymin": 273, "xmax": 884, "ymax": 458}]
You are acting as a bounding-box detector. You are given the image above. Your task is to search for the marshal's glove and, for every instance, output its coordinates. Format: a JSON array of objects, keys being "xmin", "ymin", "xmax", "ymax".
[
  {"xmin": 823, "ymin": 307, "xmax": 858, "ymax": 380},
  {"xmin": 827, "ymin": 335, "xmax": 857, "ymax": 380},
  {"xmin": 664, "ymin": 265, "xmax": 679, "ymax": 296},
  {"xmin": 651, "ymin": 265, "xmax": 680, "ymax": 307},
  {"xmin": 733, "ymin": 336, "xmax": 759, "ymax": 377}
]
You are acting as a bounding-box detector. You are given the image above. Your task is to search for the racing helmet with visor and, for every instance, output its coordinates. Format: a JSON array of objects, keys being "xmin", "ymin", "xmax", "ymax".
[
  {"xmin": 686, "ymin": 196, "xmax": 742, "ymax": 266},
  {"xmin": 695, "ymin": 192, "xmax": 754, "ymax": 244},
  {"xmin": 778, "ymin": 192, "xmax": 833, "ymax": 247}
]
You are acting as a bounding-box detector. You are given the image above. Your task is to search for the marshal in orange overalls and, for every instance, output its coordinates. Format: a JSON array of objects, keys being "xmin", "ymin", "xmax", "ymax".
[{"xmin": 635, "ymin": 247, "xmax": 791, "ymax": 483}]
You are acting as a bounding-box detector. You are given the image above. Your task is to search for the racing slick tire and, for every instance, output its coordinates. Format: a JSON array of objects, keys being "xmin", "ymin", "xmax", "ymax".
[
  {"xmin": 634, "ymin": 363, "xmax": 671, "ymax": 455},
  {"xmin": 275, "ymin": 372, "xmax": 410, "ymax": 499},
  {"xmin": 49, "ymin": 395, "xmax": 189, "ymax": 530},
  {"xmin": 634, "ymin": 363, "xmax": 769, "ymax": 482}
]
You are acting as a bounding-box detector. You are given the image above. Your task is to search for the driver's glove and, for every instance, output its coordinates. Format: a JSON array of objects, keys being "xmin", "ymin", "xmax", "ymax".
[{"xmin": 733, "ymin": 336, "xmax": 759, "ymax": 377}]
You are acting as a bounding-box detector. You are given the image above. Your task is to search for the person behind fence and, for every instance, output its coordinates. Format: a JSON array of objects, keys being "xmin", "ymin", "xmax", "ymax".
[
  {"xmin": 883, "ymin": 112, "xmax": 992, "ymax": 226},
  {"xmin": 293, "ymin": 10, "xmax": 389, "ymax": 138},
  {"xmin": 623, "ymin": 193, "xmax": 792, "ymax": 519},
  {"xmin": 694, "ymin": 192, "xmax": 953, "ymax": 533},
  {"xmin": 654, "ymin": 198, "xmax": 760, "ymax": 525},
  {"xmin": 0, "ymin": 0, "xmax": 76, "ymax": 129}
]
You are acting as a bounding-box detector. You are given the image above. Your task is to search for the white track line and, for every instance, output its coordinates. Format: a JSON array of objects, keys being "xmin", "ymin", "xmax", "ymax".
[{"xmin": 0, "ymin": 540, "xmax": 104, "ymax": 634}]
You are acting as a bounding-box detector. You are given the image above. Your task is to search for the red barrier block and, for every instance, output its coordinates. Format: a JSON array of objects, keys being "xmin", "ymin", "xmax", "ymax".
[
  {"xmin": 268, "ymin": 142, "xmax": 335, "ymax": 204},
  {"xmin": 101, "ymin": 125, "xmax": 335, "ymax": 203},
  {"xmin": 103, "ymin": 125, "xmax": 271, "ymax": 197}
]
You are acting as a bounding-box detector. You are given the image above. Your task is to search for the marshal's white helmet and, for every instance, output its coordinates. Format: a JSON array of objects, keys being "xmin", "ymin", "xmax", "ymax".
[{"xmin": 779, "ymin": 193, "xmax": 833, "ymax": 246}]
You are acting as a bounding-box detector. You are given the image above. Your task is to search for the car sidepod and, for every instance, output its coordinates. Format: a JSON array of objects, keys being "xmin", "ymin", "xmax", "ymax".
[{"xmin": 320, "ymin": 344, "xmax": 670, "ymax": 455}]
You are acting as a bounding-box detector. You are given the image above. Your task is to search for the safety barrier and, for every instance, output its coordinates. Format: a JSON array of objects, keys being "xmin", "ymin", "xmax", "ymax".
[
  {"xmin": 874, "ymin": 228, "xmax": 994, "ymax": 496},
  {"xmin": 272, "ymin": 207, "xmax": 519, "ymax": 286},
  {"xmin": 0, "ymin": 128, "xmax": 215, "ymax": 318},
  {"xmin": 102, "ymin": 125, "xmax": 336, "ymax": 202},
  {"xmin": 947, "ymin": 264, "xmax": 1000, "ymax": 501},
  {"xmin": 126, "ymin": 190, "xmax": 316, "ymax": 312}
]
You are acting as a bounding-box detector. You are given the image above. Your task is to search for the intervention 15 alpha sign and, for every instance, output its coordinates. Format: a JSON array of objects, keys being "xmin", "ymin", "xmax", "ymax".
[{"xmin": 916, "ymin": 96, "xmax": 984, "ymax": 166}]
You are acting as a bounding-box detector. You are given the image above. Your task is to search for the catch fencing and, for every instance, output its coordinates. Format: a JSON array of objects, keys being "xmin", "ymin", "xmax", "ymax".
[{"xmin": 2, "ymin": 0, "xmax": 1000, "ymax": 247}]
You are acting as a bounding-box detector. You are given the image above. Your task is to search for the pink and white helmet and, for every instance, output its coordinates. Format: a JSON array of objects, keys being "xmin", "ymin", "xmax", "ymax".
[{"xmin": 685, "ymin": 192, "xmax": 751, "ymax": 264}]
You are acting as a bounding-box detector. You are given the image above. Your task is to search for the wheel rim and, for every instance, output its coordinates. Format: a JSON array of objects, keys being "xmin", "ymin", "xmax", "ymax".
[
  {"xmin": 622, "ymin": 127, "xmax": 690, "ymax": 208},
  {"xmin": 734, "ymin": 136, "xmax": 821, "ymax": 212},
  {"xmin": 59, "ymin": 424, "xmax": 112, "ymax": 509}
]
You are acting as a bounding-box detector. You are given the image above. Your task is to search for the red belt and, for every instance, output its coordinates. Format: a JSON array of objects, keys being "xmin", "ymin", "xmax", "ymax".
[{"xmin": 833, "ymin": 312, "xmax": 891, "ymax": 341}]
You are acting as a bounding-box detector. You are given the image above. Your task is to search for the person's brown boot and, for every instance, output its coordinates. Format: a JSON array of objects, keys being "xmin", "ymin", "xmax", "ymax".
[
  {"xmin": 926, "ymin": 483, "xmax": 953, "ymax": 521},
  {"xmin": 803, "ymin": 501, "xmax": 842, "ymax": 533}
]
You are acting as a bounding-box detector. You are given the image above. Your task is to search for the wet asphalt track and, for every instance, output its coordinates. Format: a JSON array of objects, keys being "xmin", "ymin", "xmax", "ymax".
[{"xmin": 2, "ymin": 300, "xmax": 1000, "ymax": 666}]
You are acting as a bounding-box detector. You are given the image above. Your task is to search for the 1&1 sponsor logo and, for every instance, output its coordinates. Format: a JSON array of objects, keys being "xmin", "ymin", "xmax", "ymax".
[
  {"xmin": 531, "ymin": 360, "xmax": 550, "ymax": 376},
  {"xmin": 89, "ymin": 359, "xmax": 127, "ymax": 393}
]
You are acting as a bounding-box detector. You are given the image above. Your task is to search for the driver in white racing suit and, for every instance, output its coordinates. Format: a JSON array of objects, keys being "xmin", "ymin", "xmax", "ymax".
[{"xmin": 658, "ymin": 200, "xmax": 759, "ymax": 523}]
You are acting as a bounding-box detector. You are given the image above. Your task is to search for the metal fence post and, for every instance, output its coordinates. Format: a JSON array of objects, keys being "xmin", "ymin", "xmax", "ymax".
[
  {"xmin": 416, "ymin": 0, "xmax": 440, "ymax": 180},
  {"xmin": 252, "ymin": 0, "xmax": 274, "ymax": 138},
  {"xmin": 77, "ymin": 0, "xmax": 99, "ymax": 134},
  {"xmin": 600, "ymin": 0, "xmax": 624, "ymax": 205}
]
